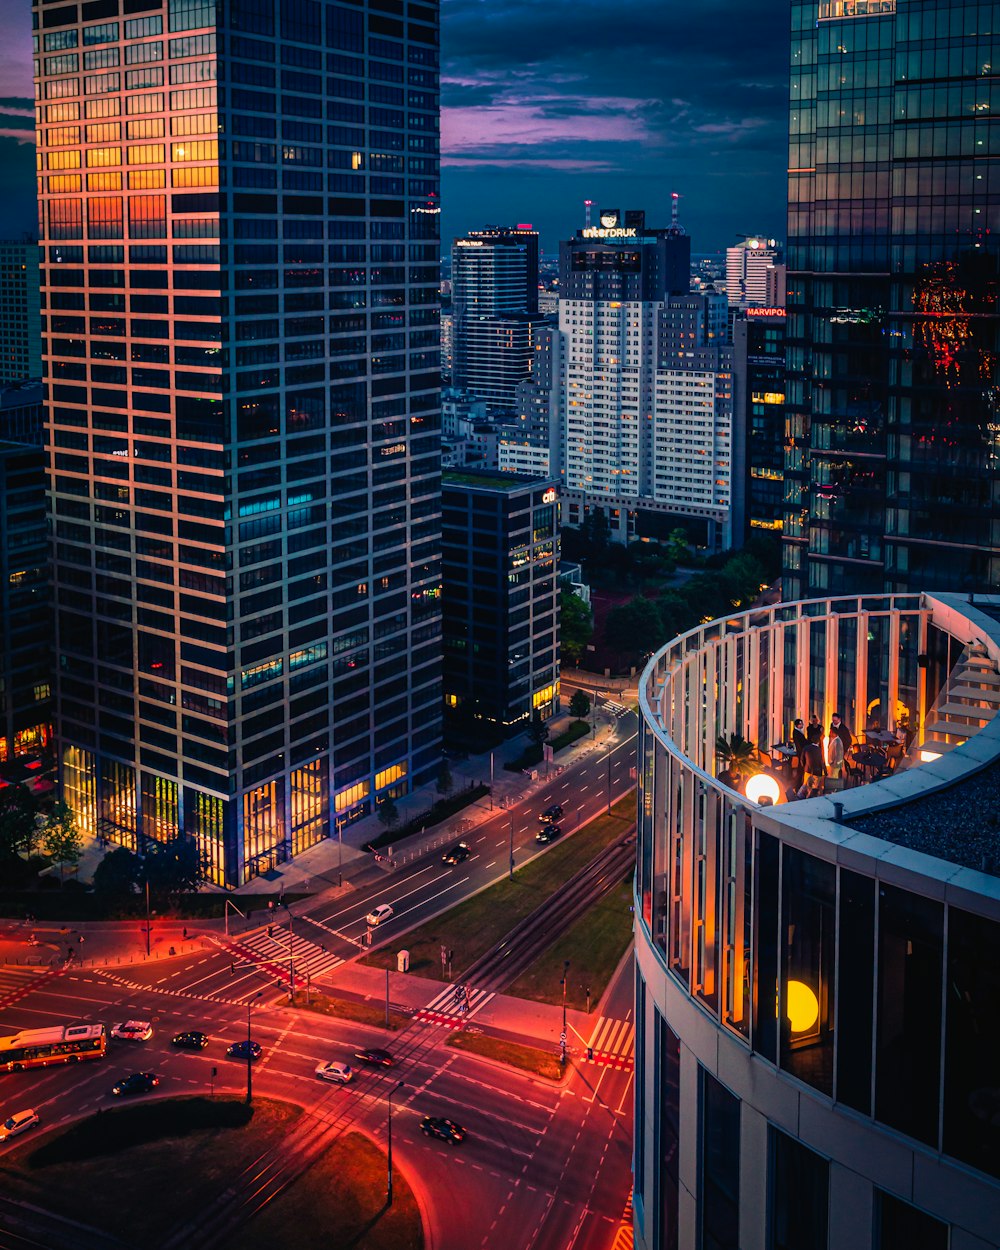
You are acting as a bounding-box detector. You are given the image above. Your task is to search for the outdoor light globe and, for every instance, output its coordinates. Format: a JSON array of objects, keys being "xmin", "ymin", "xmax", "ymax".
[
  {"xmin": 745, "ymin": 773, "xmax": 781, "ymax": 806},
  {"xmin": 786, "ymin": 980, "xmax": 820, "ymax": 1033}
]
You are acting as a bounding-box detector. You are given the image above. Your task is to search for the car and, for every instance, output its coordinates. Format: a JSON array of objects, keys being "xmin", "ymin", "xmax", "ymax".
[
  {"xmin": 535, "ymin": 824, "xmax": 563, "ymax": 845},
  {"xmin": 354, "ymin": 1047, "xmax": 394, "ymax": 1068},
  {"xmin": 540, "ymin": 804, "xmax": 564, "ymax": 823},
  {"xmin": 0, "ymin": 1109, "xmax": 39, "ymax": 1142},
  {"xmin": 112, "ymin": 1072, "xmax": 159, "ymax": 1097},
  {"xmin": 111, "ymin": 1020, "xmax": 153, "ymax": 1042},
  {"xmin": 315, "ymin": 1060, "xmax": 354, "ymax": 1084},
  {"xmin": 441, "ymin": 842, "xmax": 471, "ymax": 866},
  {"xmin": 171, "ymin": 1031, "xmax": 209, "ymax": 1050},
  {"xmin": 365, "ymin": 903, "xmax": 394, "ymax": 927},
  {"xmin": 420, "ymin": 1115, "xmax": 466, "ymax": 1145},
  {"xmin": 226, "ymin": 1039, "xmax": 262, "ymax": 1062}
]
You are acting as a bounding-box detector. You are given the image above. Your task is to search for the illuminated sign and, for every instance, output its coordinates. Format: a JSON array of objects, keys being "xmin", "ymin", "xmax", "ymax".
[
  {"xmin": 542, "ymin": 487, "xmax": 557, "ymax": 503},
  {"xmin": 581, "ymin": 226, "xmax": 638, "ymax": 239},
  {"xmin": 381, "ymin": 443, "xmax": 406, "ymax": 456},
  {"xmin": 455, "ymin": 240, "xmax": 484, "ymax": 247},
  {"xmin": 600, "ymin": 211, "xmax": 619, "ymax": 228},
  {"xmin": 746, "ymin": 307, "xmax": 786, "ymax": 319}
]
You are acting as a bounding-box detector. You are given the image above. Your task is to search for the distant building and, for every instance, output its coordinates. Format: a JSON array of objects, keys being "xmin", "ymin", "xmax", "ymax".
[
  {"xmin": 451, "ymin": 226, "xmax": 545, "ymax": 409},
  {"xmin": 441, "ymin": 471, "xmax": 560, "ymax": 737},
  {"xmin": 734, "ymin": 308, "xmax": 786, "ymax": 538},
  {"xmin": 0, "ymin": 439, "xmax": 51, "ymax": 764},
  {"xmin": 0, "ymin": 381, "xmax": 45, "ymax": 447},
  {"xmin": 0, "ymin": 240, "xmax": 41, "ymax": 386},
  {"xmin": 726, "ymin": 236, "xmax": 782, "ymax": 308},
  {"xmin": 440, "ymin": 309, "xmax": 454, "ymax": 381},
  {"xmin": 498, "ymin": 326, "xmax": 562, "ymax": 481}
]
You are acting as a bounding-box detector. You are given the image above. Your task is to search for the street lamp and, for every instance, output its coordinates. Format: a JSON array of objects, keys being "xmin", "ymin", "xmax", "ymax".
[
  {"xmin": 245, "ymin": 990, "xmax": 263, "ymax": 1106},
  {"xmin": 336, "ymin": 815, "xmax": 344, "ymax": 890},
  {"xmin": 508, "ymin": 809, "xmax": 515, "ymax": 880},
  {"xmin": 560, "ymin": 959, "xmax": 570, "ymax": 1066},
  {"xmin": 387, "ymin": 1080, "xmax": 405, "ymax": 1206}
]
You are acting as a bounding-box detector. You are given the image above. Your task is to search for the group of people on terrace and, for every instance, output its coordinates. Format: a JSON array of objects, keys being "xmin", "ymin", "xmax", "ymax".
[{"xmin": 790, "ymin": 713, "xmax": 854, "ymax": 798}]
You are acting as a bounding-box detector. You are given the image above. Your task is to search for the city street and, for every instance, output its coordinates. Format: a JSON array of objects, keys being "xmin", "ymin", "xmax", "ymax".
[{"xmin": 0, "ymin": 714, "xmax": 638, "ymax": 1250}]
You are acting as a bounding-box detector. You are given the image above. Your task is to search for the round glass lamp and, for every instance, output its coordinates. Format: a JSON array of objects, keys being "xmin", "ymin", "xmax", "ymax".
[{"xmin": 744, "ymin": 773, "xmax": 781, "ymax": 806}]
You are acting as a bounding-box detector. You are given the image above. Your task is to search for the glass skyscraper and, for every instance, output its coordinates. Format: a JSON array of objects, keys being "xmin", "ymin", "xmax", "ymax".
[
  {"xmin": 784, "ymin": 0, "xmax": 1000, "ymax": 598},
  {"xmin": 34, "ymin": 0, "xmax": 442, "ymax": 886}
]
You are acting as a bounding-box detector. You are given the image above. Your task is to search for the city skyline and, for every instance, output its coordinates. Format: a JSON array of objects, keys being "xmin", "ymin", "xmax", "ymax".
[{"xmin": 0, "ymin": 0, "xmax": 789, "ymax": 250}]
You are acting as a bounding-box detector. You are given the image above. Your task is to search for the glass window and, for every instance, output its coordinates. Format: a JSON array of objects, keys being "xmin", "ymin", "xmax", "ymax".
[
  {"xmin": 877, "ymin": 1192, "xmax": 947, "ymax": 1250},
  {"xmin": 753, "ymin": 830, "xmax": 780, "ymax": 1063},
  {"xmin": 944, "ymin": 906, "xmax": 1000, "ymax": 1178},
  {"xmin": 836, "ymin": 869, "xmax": 874, "ymax": 1113},
  {"xmin": 656, "ymin": 1012, "xmax": 681, "ymax": 1250},
  {"xmin": 82, "ymin": 23, "xmax": 119, "ymax": 45},
  {"xmin": 700, "ymin": 1071, "xmax": 740, "ymax": 1250},
  {"xmin": 168, "ymin": 0, "xmax": 216, "ymax": 33},
  {"xmin": 125, "ymin": 15, "xmax": 164, "ymax": 38},
  {"xmin": 768, "ymin": 1129, "xmax": 828, "ymax": 1250},
  {"xmin": 876, "ymin": 884, "xmax": 943, "ymax": 1147},
  {"xmin": 780, "ymin": 847, "xmax": 835, "ymax": 1096}
]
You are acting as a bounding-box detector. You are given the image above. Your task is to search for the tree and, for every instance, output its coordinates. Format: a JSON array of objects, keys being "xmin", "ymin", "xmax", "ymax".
[
  {"xmin": 560, "ymin": 588, "xmax": 594, "ymax": 665},
  {"xmin": 436, "ymin": 758, "xmax": 453, "ymax": 797},
  {"xmin": 529, "ymin": 710, "xmax": 550, "ymax": 748},
  {"xmin": 144, "ymin": 836, "xmax": 202, "ymax": 901},
  {"xmin": 604, "ymin": 596, "xmax": 664, "ymax": 660},
  {"xmin": 42, "ymin": 801, "xmax": 83, "ymax": 882},
  {"xmin": 377, "ymin": 796, "xmax": 400, "ymax": 831},
  {"xmin": 666, "ymin": 527, "xmax": 690, "ymax": 564},
  {"xmin": 93, "ymin": 846, "xmax": 139, "ymax": 902},
  {"xmin": 0, "ymin": 784, "xmax": 37, "ymax": 861},
  {"xmin": 569, "ymin": 689, "xmax": 592, "ymax": 720}
]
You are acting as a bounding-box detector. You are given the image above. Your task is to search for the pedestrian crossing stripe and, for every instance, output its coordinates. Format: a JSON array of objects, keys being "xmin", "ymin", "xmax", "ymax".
[
  {"xmin": 413, "ymin": 984, "xmax": 495, "ymax": 1028},
  {"xmin": 97, "ymin": 969, "xmax": 249, "ymax": 1007},
  {"xmin": 229, "ymin": 929, "xmax": 343, "ymax": 982},
  {"xmin": 587, "ymin": 1014, "xmax": 635, "ymax": 1061},
  {"xmin": 611, "ymin": 1189, "xmax": 635, "ymax": 1250},
  {"xmin": 0, "ymin": 964, "xmax": 63, "ymax": 1012},
  {"xmin": 583, "ymin": 1050, "xmax": 634, "ymax": 1072}
]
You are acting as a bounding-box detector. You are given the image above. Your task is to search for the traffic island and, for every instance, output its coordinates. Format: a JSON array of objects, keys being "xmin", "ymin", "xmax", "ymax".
[
  {"xmin": 445, "ymin": 1031, "xmax": 568, "ymax": 1082},
  {"xmin": 230, "ymin": 1131, "xmax": 423, "ymax": 1250},
  {"xmin": 1, "ymin": 1097, "xmax": 300, "ymax": 1245}
]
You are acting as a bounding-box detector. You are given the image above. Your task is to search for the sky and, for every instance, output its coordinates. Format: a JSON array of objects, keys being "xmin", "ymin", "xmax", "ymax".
[{"xmin": 0, "ymin": 0, "xmax": 790, "ymax": 254}]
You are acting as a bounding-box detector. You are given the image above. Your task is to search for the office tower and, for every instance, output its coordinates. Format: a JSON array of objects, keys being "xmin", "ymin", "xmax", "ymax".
[
  {"xmin": 636, "ymin": 590, "xmax": 1000, "ymax": 1250},
  {"xmin": 439, "ymin": 307, "xmax": 453, "ymax": 381},
  {"xmin": 498, "ymin": 324, "xmax": 561, "ymax": 479},
  {"xmin": 441, "ymin": 470, "xmax": 559, "ymax": 738},
  {"xmin": 0, "ymin": 381, "xmax": 45, "ymax": 447},
  {"xmin": 734, "ymin": 307, "xmax": 786, "ymax": 538},
  {"xmin": 725, "ymin": 236, "xmax": 781, "ymax": 308},
  {"xmin": 0, "ymin": 435, "xmax": 52, "ymax": 765},
  {"xmin": 0, "ymin": 240, "xmax": 42, "ymax": 384},
  {"xmin": 785, "ymin": 0, "xmax": 1000, "ymax": 598},
  {"xmin": 451, "ymin": 225, "xmax": 544, "ymax": 409},
  {"xmin": 35, "ymin": 0, "xmax": 442, "ymax": 886}
]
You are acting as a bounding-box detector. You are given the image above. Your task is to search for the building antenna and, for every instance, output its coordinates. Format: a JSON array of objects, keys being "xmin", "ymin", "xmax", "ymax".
[{"xmin": 584, "ymin": 199, "xmax": 593, "ymax": 230}]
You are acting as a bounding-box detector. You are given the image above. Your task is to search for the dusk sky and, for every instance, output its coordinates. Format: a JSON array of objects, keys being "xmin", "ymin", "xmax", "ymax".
[{"xmin": 0, "ymin": 0, "xmax": 789, "ymax": 253}]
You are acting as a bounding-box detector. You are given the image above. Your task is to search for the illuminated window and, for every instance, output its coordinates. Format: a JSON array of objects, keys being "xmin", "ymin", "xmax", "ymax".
[
  {"xmin": 127, "ymin": 168, "xmax": 167, "ymax": 189},
  {"xmin": 49, "ymin": 174, "xmax": 83, "ymax": 193},
  {"xmin": 86, "ymin": 146, "xmax": 122, "ymax": 167},
  {"xmin": 127, "ymin": 118, "xmax": 164, "ymax": 139},
  {"xmin": 86, "ymin": 122, "xmax": 121, "ymax": 143},
  {"xmin": 34, "ymin": 683, "xmax": 51, "ymax": 702},
  {"xmin": 47, "ymin": 150, "xmax": 81, "ymax": 169},
  {"xmin": 171, "ymin": 166, "xmax": 219, "ymax": 186},
  {"xmin": 375, "ymin": 762, "xmax": 407, "ymax": 792},
  {"xmin": 170, "ymin": 112, "xmax": 216, "ymax": 135},
  {"xmin": 240, "ymin": 658, "xmax": 283, "ymax": 689},
  {"xmin": 171, "ymin": 139, "xmax": 217, "ymax": 161},
  {"xmin": 127, "ymin": 144, "xmax": 166, "ymax": 165},
  {"xmin": 335, "ymin": 779, "xmax": 370, "ymax": 813}
]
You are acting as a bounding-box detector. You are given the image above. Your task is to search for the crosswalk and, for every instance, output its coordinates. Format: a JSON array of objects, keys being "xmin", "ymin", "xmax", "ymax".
[
  {"xmin": 611, "ymin": 1190, "xmax": 634, "ymax": 1250},
  {"xmin": 413, "ymin": 983, "xmax": 495, "ymax": 1030},
  {"xmin": 227, "ymin": 927, "xmax": 344, "ymax": 986},
  {"xmin": 0, "ymin": 963, "xmax": 62, "ymax": 1013},
  {"xmin": 603, "ymin": 700, "xmax": 631, "ymax": 719},
  {"xmin": 584, "ymin": 1014, "xmax": 635, "ymax": 1071}
]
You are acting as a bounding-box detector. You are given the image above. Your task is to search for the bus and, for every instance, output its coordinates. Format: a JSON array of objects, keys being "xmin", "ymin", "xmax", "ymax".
[{"xmin": 0, "ymin": 1024, "xmax": 107, "ymax": 1072}]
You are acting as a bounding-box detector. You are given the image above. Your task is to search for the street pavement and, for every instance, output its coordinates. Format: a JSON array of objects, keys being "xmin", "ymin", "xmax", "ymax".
[{"xmin": 0, "ymin": 706, "xmax": 639, "ymax": 1250}]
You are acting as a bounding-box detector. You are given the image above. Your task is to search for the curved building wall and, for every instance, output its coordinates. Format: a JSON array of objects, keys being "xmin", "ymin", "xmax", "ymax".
[{"xmin": 634, "ymin": 593, "xmax": 1000, "ymax": 1250}]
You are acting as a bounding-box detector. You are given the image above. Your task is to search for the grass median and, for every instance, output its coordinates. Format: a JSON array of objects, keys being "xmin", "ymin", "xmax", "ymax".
[
  {"xmin": 289, "ymin": 988, "xmax": 409, "ymax": 1030},
  {"xmin": 506, "ymin": 880, "xmax": 634, "ymax": 1011},
  {"xmin": 362, "ymin": 793, "xmax": 635, "ymax": 980},
  {"xmin": 445, "ymin": 1031, "xmax": 567, "ymax": 1082},
  {"xmin": 232, "ymin": 1131, "xmax": 423, "ymax": 1250},
  {"xmin": 2, "ymin": 1097, "xmax": 300, "ymax": 1245}
]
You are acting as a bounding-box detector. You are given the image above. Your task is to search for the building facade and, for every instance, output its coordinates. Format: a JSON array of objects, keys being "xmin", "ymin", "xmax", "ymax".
[
  {"xmin": 0, "ymin": 440, "xmax": 52, "ymax": 764},
  {"xmin": 0, "ymin": 240, "xmax": 42, "ymax": 385},
  {"xmin": 34, "ymin": 0, "xmax": 442, "ymax": 886},
  {"xmin": 784, "ymin": 0, "xmax": 1000, "ymax": 599},
  {"xmin": 635, "ymin": 591, "xmax": 1000, "ymax": 1250},
  {"xmin": 725, "ymin": 236, "xmax": 781, "ymax": 308},
  {"xmin": 734, "ymin": 307, "xmax": 786, "ymax": 539},
  {"xmin": 441, "ymin": 470, "xmax": 559, "ymax": 738}
]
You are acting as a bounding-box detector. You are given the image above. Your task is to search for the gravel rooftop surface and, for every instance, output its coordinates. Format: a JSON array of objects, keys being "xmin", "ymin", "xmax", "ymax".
[{"xmin": 849, "ymin": 760, "xmax": 1000, "ymax": 877}]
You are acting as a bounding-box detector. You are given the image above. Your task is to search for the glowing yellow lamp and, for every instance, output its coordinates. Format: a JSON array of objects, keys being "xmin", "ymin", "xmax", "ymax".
[
  {"xmin": 919, "ymin": 749, "xmax": 941, "ymax": 763},
  {"xmin": 745, "ymin": 773, "xmax": 781, "ymax": 806},
  {"xmin": 786, "ymin": 980, "xmax": 820, "ymax": 1033}
]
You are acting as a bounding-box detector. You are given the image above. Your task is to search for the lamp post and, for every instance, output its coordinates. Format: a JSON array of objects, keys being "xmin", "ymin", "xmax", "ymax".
[
  {"xmin": 144, "ymin": 877, "xmax": 151, "ymax": 958},
  {"xmin": 337, "ymin": 815, "xmax": 343, "ymax": 890},
  {"xmin": 288, "ymin": 910, "xmax": 295, "ymax": 1004},
  {"xmin": 245, "ymin": 990, "xmax": 263, "ymax": 1106},
  {"xmin": 606, "ymin": 743, "xmax": 613, "ymax": 814},
  {"xmin": 387, "ymin": 1080, "xmax": 405, "ymax": 1206},
  {"xmin": 560, "ymin": 959, "xmax": 570, "ymax": 1066},
  {"xmin": 508, "ymin": 810, "xmax": 515, "ymax": 880},
  {"xmin": 489, "ymin": 750, "xmax": 494, "ymax": 811}
]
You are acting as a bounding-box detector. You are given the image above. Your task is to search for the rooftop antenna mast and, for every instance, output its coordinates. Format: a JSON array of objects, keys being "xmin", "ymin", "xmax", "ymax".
[
  {"xmin": 670, "ymin": 191, "xmax": 685, "ymax": 233},
  {"xmin": 584, "ymin": 199, "xmax": 593, "ymax": 230}
]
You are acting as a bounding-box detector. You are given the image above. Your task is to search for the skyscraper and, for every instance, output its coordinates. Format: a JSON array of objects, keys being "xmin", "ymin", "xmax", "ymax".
[
  {"xmin": 785, "ymin": 0, "xmax": 1000, "ymax": 598},
  {"xmin": 451, "ymin": 225, "xmax": 543, "ymax": 410},
  {"xmin": 734, "ymin": 307, "xmax": 786, "ymax": 538},
  {"xmin": 0, "ymin": 240, "xmax": 42, "ymax": 384},
  {"xmin": 35, "ymin": 0, "xmax": 442, "ymax": 886},
  {"xmin": 725, "ymin": 236, "xmax": 781, "ymax": 308}
]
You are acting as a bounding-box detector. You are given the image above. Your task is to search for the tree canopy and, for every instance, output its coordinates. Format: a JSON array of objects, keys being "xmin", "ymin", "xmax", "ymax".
[{"xmin": 560, "ymin": 587, "xmax": 594, "ymax": 665}]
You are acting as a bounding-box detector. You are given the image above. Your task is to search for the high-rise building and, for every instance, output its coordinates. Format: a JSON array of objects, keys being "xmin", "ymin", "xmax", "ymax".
[
  {"xmin": 734, "ymin": 307, "xmax": 786, "ymax": 538},
  {"xmin": 785, "ymin": 0, "xmax": 1000, "ymax": 598},
  {"xmin": 498, "ymin": 325, "xmax": 561, "ymax": 479},
  {"xmin": 636, "ymin": 590, "xmax": 1000, "ymax": 1250},
  {"xmin": 34, "ymin": 0, "xmax": 442, "ymax": 886},
  {"xmin": 725, "ymin": 236, "xmax": 781, "ymax": 308},
  {"xmin": 0, "ymin": 240, "xmax": 42, "ymax": 384},
  {"xmin": 451, "ymin": 225, "xmax": 544, "ymax": 409},
  {"xmin": 441, "ymin": 470, "xmax": 559, "ymax": 738}
]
